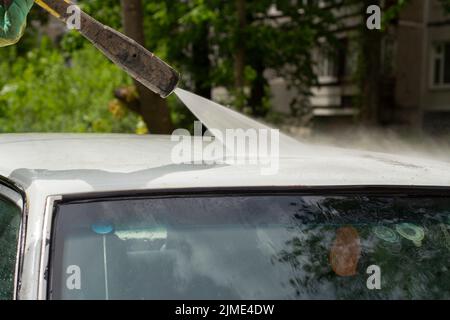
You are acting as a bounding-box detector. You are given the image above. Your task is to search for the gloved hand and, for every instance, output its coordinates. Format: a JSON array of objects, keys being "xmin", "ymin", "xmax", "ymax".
[{"xmin": 0, "ymin": 0, "xmax": 34, "ymax": 47}]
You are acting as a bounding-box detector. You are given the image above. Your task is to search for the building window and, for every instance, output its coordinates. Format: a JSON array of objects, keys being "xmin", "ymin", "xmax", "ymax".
[
  {"xmin": 314, "ymin": 49, "xmax": 338, "ymax": 84},
  {"xmin": 314, "ymin": 38, "xmax": 358, "ymax": 85},
  {"xmin": 431, "ymin": 42, "xmax": 450, "ymax": 88}
]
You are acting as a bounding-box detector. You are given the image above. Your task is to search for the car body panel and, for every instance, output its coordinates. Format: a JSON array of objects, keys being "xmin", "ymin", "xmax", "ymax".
[
  {"xmin": 1, "ymin": 134, "xmax": 450, "ymax": 195},
  {"xmin": 1, "ymin": 133, "xmax": 450, "ymax": 299}
]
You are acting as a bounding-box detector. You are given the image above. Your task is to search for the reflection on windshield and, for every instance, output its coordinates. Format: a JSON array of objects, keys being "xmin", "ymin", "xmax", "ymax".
[
  {"xmin": 330, "ymin": 226, "xmax": 361, "ymax": 277},
  {"xmin": 50, "ymin": 194, "xmax": 450, "ymax": 300}
]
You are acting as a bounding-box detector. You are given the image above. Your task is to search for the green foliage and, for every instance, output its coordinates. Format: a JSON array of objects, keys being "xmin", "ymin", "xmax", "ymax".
[
  {"xmin": 4, "ymin": 0, "xmax": 431, "ymax": 132},
  {"xmin": 440, "ymin": 0, "xmax": 450, "ymax": 13},
  {"xmin": 77, "ymin": 0, "xmax": 123, "ymax": 28},
  {"xmin": 141, "ymin": 0, "xmax": 340, "ymax": 116},
  {"xmin": 382, "ymin": 0, "xmax": 409, "ymax": 29},
  {"xmin": 0, "ymin": 0, "xmax": 345, "ymax": 133},
  {"xmin": 143, "ymin": 0, "xmax": 220, "ymax": 84},
  {"xmin": 0, "ymin": 38, "xmax": 139, "ymax": 133}
]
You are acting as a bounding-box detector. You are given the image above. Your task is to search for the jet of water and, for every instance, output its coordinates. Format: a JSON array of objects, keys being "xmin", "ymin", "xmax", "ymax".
[{"xmin": 174, "ymin": 88, "xmax": 304, "ymax": 157}]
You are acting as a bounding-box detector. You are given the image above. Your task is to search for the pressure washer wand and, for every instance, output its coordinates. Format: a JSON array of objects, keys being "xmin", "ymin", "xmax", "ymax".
[{"xmin": 34, "ymin": 0, "xmax": 179, "ymax": 98}]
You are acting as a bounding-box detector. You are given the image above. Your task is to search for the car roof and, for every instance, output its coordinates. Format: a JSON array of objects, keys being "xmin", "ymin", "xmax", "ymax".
[{"xmin": 1, "ymin": 133, "xmax": 449, "ymax": 200}]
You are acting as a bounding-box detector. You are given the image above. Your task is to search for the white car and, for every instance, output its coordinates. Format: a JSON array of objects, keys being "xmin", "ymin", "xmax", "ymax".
[{"xmin": 1, "ymin": 95, "xmax": 450, "ymax": 300}]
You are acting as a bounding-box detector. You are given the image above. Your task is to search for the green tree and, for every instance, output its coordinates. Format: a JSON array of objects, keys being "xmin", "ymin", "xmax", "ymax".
[
  {"xmin": 120, "ymin": 0, "xmax": 173, "ymax": 134},
  {"xmin": 353, "ymin": 0, "xmax": 449, "ymax": 126},
  {"xmin": 0, "ymin": 39, "xmax": 139, "ymax": 133},
  {"xmin": 143, "ymin": 0, "xmax": 340, "ymax": 117}
]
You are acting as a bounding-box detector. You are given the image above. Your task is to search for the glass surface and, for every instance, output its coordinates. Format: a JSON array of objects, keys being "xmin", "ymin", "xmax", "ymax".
[
  {"xmin": 0, "ymin": 196, "xmax": 20, "ymax": 300},
  {"xmin": 50, "ymin": 193, "xmax": 450, "ymax": 300}
]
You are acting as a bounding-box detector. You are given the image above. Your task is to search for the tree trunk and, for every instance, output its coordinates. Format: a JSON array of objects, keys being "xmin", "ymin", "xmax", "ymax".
[
  {"xmin": 360, "ymin": 0, "xmax": 383, "ymax": 126},
  {"xmin": 192, "ymin": 22, "xmax": 212, "ymax": 99},
  {"xmin": 120, "ymin": 0, "xmax": 173, "ymax": 134},
  {"xmin": 234, "ymin": 0, "xmax": 246, "ymax": 108},
  {"xmin": 248, "ymin": 54, "xmax": 267, "ymax": 117}
]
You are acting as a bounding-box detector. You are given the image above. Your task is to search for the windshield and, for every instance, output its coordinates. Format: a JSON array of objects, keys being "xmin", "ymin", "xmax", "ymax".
[{"xmin": 49, "ymin": 192, "xmax": 450, "ymax": 300}]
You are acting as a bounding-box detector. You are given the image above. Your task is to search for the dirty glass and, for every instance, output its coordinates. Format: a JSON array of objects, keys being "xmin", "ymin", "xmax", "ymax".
[
  {"xmin": 0, "ymin": 196, "xmax": 20, "ymax": 300},
  {"xmin": 50, "ymin": 193, "xmax": 450, "ymax": 300}
]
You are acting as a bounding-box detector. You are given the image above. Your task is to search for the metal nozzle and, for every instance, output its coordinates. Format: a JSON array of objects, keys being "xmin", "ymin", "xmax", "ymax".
[{"xmin": 35, "ymin": 0, "xmax": 180, "ymax": 98}]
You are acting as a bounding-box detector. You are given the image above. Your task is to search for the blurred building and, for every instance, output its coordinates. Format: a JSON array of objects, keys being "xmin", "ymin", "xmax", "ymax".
[{"xmin": 269, "ymin": 0, "xmax": 450, "ymax": 135}]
